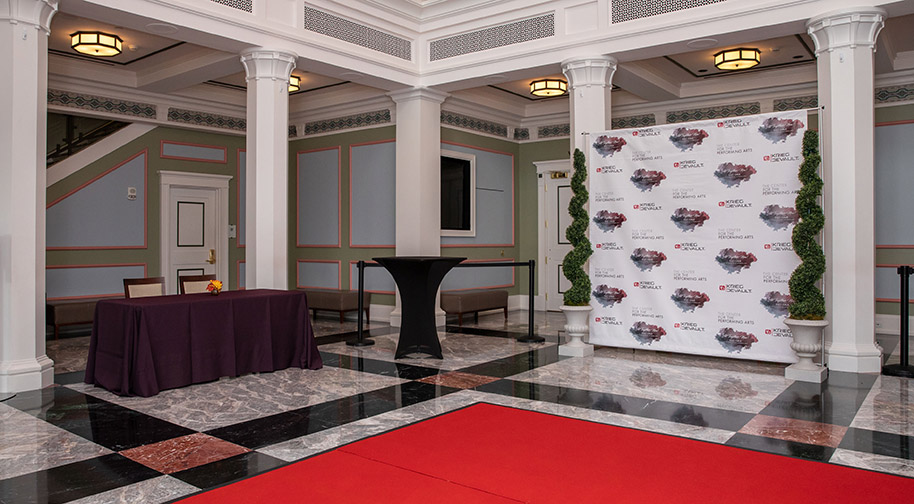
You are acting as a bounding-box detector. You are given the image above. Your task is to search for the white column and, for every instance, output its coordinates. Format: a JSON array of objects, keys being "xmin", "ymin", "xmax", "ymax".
[
  {"xmin": 562, "ymin": 56, "xmax": 617, "ymax": 154},
  {"xmin": 387, "ymin": 88, "xmax": 449, "ymax": 327},
  {"xmin": 807, "ymin": 8, "xmax": 885, "ymax": 373},
  {"xmin": 240, "ymin": 50, "xmax": 296, "ymax": 290},
  {"xmin": 0, "ymin": 0, "xmax": 57, "ymax": 393}
]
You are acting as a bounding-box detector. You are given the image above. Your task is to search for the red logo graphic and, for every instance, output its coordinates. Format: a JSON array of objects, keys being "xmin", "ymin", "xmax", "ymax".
[
  {"xmin": 632, "ymin": 131, "xmax": 639, "ymax": 136},
  {"xmin": 633, "ymin": 204, "xmax": 640, "ymax": 209},
  {"xmin": 764, "ymin": 244, "xmax": 772, "ymax": 249},
  {"xmin": 675, "ymin": 244, "xmax": 681, "ymax": 249},
  {"xmin": 718, "ymin": 201, "xmax": 725, "ymax": 207},
  {"xmin": 717, "ymin": 122, "xmax": 724, "ymax": 127},
  {"xmin": 595, "ymin": 317, "xmax": 601, "ymax": 322},
  {"xmin": 765, "ymin": 329, "xmax": 773, "ymax": 335},
  {"xmin": 674, "ymin": 323, "xmax": 681, "ymax": 328},
  {"xmin": 764, "ymin": 155, "xmax": 771, "ymax": 161},
  {"xmin": 719, "ymin": 285, "xmax": 726, "ymax": 291},
  {"xmin": 596, "ymin": 167, "xmax": 601, "ymax": 173},
  {"xmin": 674, "ymin": 162, "xmax": 680, "ymax": 168},
  {"xmin": 596, "ymin": 244, "xmax": 602, "ymax": 248},
  {"xmin": 633, "ymin": 282, "xmax": 640, "ymax": 287}
]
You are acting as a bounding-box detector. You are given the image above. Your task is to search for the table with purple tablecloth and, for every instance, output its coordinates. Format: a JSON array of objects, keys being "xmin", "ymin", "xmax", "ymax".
[{"xmin": 85, "ymin": 289, "xmax": 322, "ymax": 397}]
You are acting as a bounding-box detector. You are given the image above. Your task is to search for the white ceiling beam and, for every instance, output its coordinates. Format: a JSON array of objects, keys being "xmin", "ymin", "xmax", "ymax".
[
  {"xmin": 613, "ymin": 62, "xmax": 680, "ymax": 102},
  {"xmin": 136, "ymin": 48, "xmax": 241, "ymax": 94}
]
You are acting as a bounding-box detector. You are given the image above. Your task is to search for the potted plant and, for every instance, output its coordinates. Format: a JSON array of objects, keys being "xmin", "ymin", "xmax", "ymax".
[
  {"xmin": 784, "ymin": 130, "xmax": 828, "ymax": 382},
  {"xmin": 559, "ymin": 148, "xmax": 594, "ymax": 356}
]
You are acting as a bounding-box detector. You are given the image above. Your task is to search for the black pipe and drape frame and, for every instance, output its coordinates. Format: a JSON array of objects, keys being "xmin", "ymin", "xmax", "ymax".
[{"xmin": 883, "ymin": 265, "xmax": 914, "ymax": 378}]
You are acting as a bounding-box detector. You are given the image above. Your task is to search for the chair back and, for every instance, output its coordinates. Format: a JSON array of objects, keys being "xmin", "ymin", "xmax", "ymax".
[
  {"xmin": 180, "ymin": 274, "xmax": 217, "ymax": 295},
  {"xmin": 123, "ymin": 277, "xmax": 166, "ymax": 299}
]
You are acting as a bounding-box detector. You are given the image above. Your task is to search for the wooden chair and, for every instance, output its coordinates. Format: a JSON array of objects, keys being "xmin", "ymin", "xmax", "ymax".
[
  {"xmin": 180, "ymin": 274, "xmax": 217, "ymax": 294},
  {"xmin": 123, "ymin": 277, "xmax": 166, "ymax": 299}
]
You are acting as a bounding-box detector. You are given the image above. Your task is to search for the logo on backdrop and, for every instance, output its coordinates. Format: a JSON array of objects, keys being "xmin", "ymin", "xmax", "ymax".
[
  {"xmin": 759, "ymin": 205, "xmax": 799, "ymax": 230},
  {"xmin": 715, "ymin": 248, "xmax": 758, "ymax": 273},
  {"xmin": 762, "ymin": 183, "xmax": 799, "ymax": 197},
  {"xmin": 760, "ymin": 291, "xmax": 793, "ymax": 317},
  {"xmin": 630, "ymin": 169, "xmax": 667, "ymax": 191},
  {"xmin": 633, "ymin": 202, "xmax": 663, "ymax": 211},
  {"xmin": 594, "ymin": 316, "xmax": 623, "ymax": 326},
  {"xmin": 670, "ymin": 208, "xmax": 710, "ymax": 231},
  {"xmin": 714, "ymin": 163, "xmax": 756, "ymax": 187},
  {"xmin": 630, "ymin": 248, "xmax": 667, "ymax": 271},
  {"xmin": 672, "ymin": 187, "xmax": 708, "ymax": 200},
  {"xmin": 673, "ymin": 321, "xmax": 707, "ymax": 333},
  {"xmin": 595, "ymin": 164, "xmax": 623, "ymax": 174},
  {"xmin": 719, "ymin": 284, "xmax": 753, "ymax": 294},
  {"xmin": 717, "ymin": 142, "xmax": 754, "ymax": 156},
  {"xmin": 674, "ymin": 160, "xmax": 704, "ymax": 170},
  {"xmin": 594, "ymin": 267, "xmax": 625, "ymax": 279},
  {"xmin": 718, "ymin": 199, "xmax": 752, "ymax": 209},
  {"xmin": 632, "ymin": 128, "xmax": 662, "ymax": 137},
  {"xmin": 592, "ymin": 285, "xmax": 627, "ymax": 307},
  {"xmin": 673, "ymin": 269, "xmax": 708, "ymax": 282},
  {"xmin": 763, "ymin": 272, "xmax": 790, "ymax": 285},
  {"xmin": 595, "ymin": 241, "xmax": 624, "ymax": 251},
  {"xmin": 633, "ymin": 281, "xmax": 663, "ymax": 291},
  {"xmin": 670, "ymin": 288, "xmax": 710, "ymax": 311},
  {"xmin": 674, "ymin": 242, "xmax": 705, "ymax": 252},
  {"xmin": 630, "ymin": 321, "xmax": 666, "ymax": 345},
  {"xmin": 718, "ymin": 228, "xmax": 754, "ymax": 240},
  {"xmin": 764, "ymin": 152, "xmax": 801, "ymax": 163},
  {"xmin": 717, "ymin": 118, "xmax": 752, "ymax": 129},
  {"xmin": 765, "ymin": 327, "xmax": 793, "ymax": 338},
  {"xmin": 593, "ymin": 210, "xmax": 627, "ymax": 232},
  {"xmin": 716, "ymin": 328, "xmax": 758, "ymax": 353},
  {"xmin": 764, "ymin": 242, "xmax": 793, "ymax": 252},
  {"xmin": 669, "ymin": 127, "xmax": 710, "ymax": 151},
  {"xmin": 594, "ymin": 191, "xmax": 625, "ymax": 203},
  {"xmin": 758, "ymin": 117, "xmax": 805, "ymax": 143},
  {"xmin": 593, "ymin": 135, "xmax": 627, "ymax": 157}
]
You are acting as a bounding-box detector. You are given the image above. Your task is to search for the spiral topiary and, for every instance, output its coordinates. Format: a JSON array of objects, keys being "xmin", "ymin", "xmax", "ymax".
[
  {"xmin": 788, "ymin": 130, "xmax": 826, "ymax": 320},
  {"xmin": 562, "ymin": 148, "xmax": 593, "ymax": 306}
]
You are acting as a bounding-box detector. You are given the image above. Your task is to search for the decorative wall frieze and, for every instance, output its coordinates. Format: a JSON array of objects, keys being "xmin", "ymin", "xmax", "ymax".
[
  {"xmin": 875, "ymin": 84, "xmax": 914, "ymax": 104},
  {"xmin": 611, "ymin": 114, "xmax": 656, "ymax": 130},
  {"xmin": 48, "ymin": 90, "xmax": 156, "ymax": 119},
  {"xmin": 289, "ymin": 125, "xmax": 298, "ymax": 138},
  {"xmin": 537, "ymin": 123, "xmax": 570, "ymax": 139},
  {"xmin": 774, "ymin": 95, "xmax": 818, "ymax": 111},
  {"xmin": 167, "ymin": 108, "xmax": 246, "ymax": 131},
  {"xmin": 666, "ymin": 102, "xmax": 760, "ymax": 124},
  {"xmin": 304, "ymin": 109, "xmax": 392, "ymax": 136},
  {"xmin": 441, "ymin": 111, "xmax": 508, "ymax": 138},
  {"xmin": 513, "ymin": 128, "xmax": 530, "ymax": 141}
]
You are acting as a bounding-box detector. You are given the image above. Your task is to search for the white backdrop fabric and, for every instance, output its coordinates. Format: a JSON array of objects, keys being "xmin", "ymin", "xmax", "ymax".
[{"xmin": 587, "ymin": 110, "xmax": 807, "ymax": 363}]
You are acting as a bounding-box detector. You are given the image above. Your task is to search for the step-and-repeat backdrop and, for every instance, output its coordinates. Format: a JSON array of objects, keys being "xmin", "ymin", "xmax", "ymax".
[{"xmin": 588, "ymin": 110, "xmax": 807, "ymax": 362}]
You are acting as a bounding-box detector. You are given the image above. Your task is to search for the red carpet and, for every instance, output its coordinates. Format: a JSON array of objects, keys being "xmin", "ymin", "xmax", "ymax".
[{"xmin": 179, "ymin": 403, "xmax": 914, "ymax": 503}]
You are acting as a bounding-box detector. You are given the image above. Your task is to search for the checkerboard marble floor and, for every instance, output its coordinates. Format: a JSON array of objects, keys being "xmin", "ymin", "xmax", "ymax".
[{"xmin": 3, "ymin": 311, "xmax": 913, "ymax": 503}]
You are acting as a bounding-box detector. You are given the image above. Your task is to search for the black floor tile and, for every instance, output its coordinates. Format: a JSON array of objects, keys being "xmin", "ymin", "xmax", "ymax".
[
  {"xmin": 726, "ymin": 433, "xmax": 836, "ymax": 462},
  {"xmin": 5, "ymin": 386, "xmax": 195, "ymax": 451},
  {"xmin": 319, "ymin": 351, "xmax": 442, "ymax": 380},
  {"xmin": 445, "ymin": 325, "xmax": 549, "ymax": 341},
  {"xmin": 53, "ymin": 371, "xmax": 85, "ymax": 386},
  {"xmin": 760, "ymin": 372, "xmax": 877, "ymax": 426},
  {"xmin": 458, "ymin": 346, "xmax": 560, "ymax": 378},
  {"xmin": 315, "ymin": 326, "xmax": 397, "ymax": 345},
  {"xmin": 171, "ymin": 451, "xmax": 286, "ymax": 490},
  {"xmin": 839, "ymin": 427, "xmax": 914, "ymax": 461},
  {"xmin": 206, "ymin": 381, "xmax": 459, "ymax": 449},
  {"xmin": 0, "ymin": 454, "xmax": 160, "ymax": 504},
  {"xmin": 477, "ymin": 379, "xmax": 755, "ymax": 431}
]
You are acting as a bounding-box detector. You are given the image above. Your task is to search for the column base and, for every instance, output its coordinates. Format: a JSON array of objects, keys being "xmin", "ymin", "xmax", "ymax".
[
  {"xmin": 785, "ymin": 363, "xmax": 828, "ymax": 383},
  {"xmin": 827, "ymin": 344, "xmax": 882, "ymax": 373},
  {"xmin": 0, "ymin": 355, "xmax": 54, "ymax": 393}
]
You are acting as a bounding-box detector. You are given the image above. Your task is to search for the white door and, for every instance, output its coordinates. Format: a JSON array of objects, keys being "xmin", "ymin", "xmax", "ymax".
[
  {"xmin": 545, "ymin": 172, "xmax": 573, "ymax": 310},
  {"xmin": 160, "ymin": 172, "xmax": 231, "ymax": 295}
]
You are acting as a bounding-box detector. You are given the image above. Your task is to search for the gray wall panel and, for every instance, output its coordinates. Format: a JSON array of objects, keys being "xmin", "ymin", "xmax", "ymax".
[
  {"xmin": 297, "ymin": 149, "xmax": 341, "ymax": 246},
  {"xmin": 441, "ymin": 262, "xmax": 515, "ymax": 291},
  {"xmin": 47, "ymin": 152, "xmax": 146, "ymax": 248},
  {"xmin": 238, "ymin": 261, "xmax": 246, "ymax": 290},
  {"xmin": 350, "ymin": 142, "xmax": 396, "ymax": 246},
  {"xmin": 297, "ymin": 261, "xmax": 341, "ymax": 289},
  {"xmin": 47, "ymin": 265, "xmax": 146, "ymax": 299},
  {"xmin": 875, "ymin": 122, "xmax": 914, "ymax": 245},
  {"xmin": 161, "ymin": 142, "xmax": 226, "ymax": 162},
  {"xmin": 349, "ymin": 262, "xmax": 396, "ymax": 293},
  {"xmin": 440, "ymin": 144, "xmax": 513, "ymax": 246},
  {"xmin": 876, "ymin": 266, "xmax": 905, "ymax": 301}
]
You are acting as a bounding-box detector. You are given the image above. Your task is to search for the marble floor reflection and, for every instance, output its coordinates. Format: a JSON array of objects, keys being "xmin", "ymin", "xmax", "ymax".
[{"xmin": 4, "ymin": 310, "xmax": 913, "ymax": 503}]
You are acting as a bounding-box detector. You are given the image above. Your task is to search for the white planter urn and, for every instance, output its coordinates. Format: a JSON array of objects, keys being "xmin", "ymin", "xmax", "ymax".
[
  {"xmin": 559, "ymin": 305, "xmax": 594, "ymax": 357},
  {"xmin": 784, "ymin": 318, "xmax": 828, "ymax": 383}
]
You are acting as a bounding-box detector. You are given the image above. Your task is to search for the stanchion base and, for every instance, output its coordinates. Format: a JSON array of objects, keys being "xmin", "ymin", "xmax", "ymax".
[
  {"xmin": 882, "ymin": 364, "xmax": 914, "ymax": 378},
  {"xmin": 347, "ymin": 339, "xmax": 375, "ymax": 347},
  {"xmin": 516, "ymin": 335, "xmax": 545, "ymax": 343}
]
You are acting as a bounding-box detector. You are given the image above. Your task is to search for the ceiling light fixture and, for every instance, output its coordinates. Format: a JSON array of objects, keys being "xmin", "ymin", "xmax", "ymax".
[
  {"xmin": 713, "ymin": 48, "xmax": 761, "ymax": 71},
  {"xmin": 530, "ymin": 78, "xmax": 567, "ymax": 97},
  {"xmin": 70, "ymin": 31, "xmax": 123, "ymax": 57},
  {"xmin": 289, "ymin": 75, "xmax": 301, "ymax": 92}
]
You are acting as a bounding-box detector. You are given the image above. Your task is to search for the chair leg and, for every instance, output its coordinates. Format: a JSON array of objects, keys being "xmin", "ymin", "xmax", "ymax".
[
  {"xmin": 504, "ymin": 306, "xmax": 508, "ymax": 320},
  {"xmin": 457, "ymin": 313, "xmax": 463, "ymax": 326},
  {"xmin": 54, "ymin": 324, "xmax": 60, "ymax": 340},
  {"xmin": 475, "ymin": 312, "xmax": 479, "ymax": 323},
  {"xmin": 340, "ymin": 311, "xmax": 344, "ymax": 324},
  {"xmin": 365, "ymin": 307, "xmax": 370, "ymax": 321}
]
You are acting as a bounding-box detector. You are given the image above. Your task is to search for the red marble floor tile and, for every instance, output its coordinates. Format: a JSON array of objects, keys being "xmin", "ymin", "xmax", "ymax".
[
  {"xmin": 418, "ymin": 372, "xmax": 501, "ymax": 389},
  {"xmin": 119, "ymin": 433, "xmax": 250, "ymax": 474},
  {"xmin": 738, "ymin": 414, "xmax": 848, "ymax": 448}
]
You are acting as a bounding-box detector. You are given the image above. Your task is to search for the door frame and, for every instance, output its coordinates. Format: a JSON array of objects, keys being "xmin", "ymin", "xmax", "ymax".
[
  {"xmin": 160, "ymin": 171, "xmax": 232, "ymax": 294},
  {"xmin": 535, "ymin": 159, "xmax": 571, "ymax": 311}
]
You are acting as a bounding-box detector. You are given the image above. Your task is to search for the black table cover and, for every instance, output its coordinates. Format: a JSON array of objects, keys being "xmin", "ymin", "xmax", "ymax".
[
  {"xmin": 374, "ymin": 256, "xmax": 465, "ymax": 359},
  {"xmin": 85, "ymin": 289, "xmax": 322, "ymax": 397}
]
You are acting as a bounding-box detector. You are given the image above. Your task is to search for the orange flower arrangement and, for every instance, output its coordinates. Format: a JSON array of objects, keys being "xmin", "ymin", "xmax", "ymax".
[{"xmin": 206, "ymin": 279, "xmax": 223, "ymax": 295}]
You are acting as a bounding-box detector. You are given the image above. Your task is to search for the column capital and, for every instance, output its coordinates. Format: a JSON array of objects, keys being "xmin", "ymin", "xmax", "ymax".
[
  {"xmin": 561, "ymin": 56, "xmax": 618, "ymax": 89},
  {"xmin": 240, "ymin": 49, "xmax": 298, "ymax": 81},
  {"xmin": 807, "ymin": 8, "xmax": 885, "ymax": 55},
  {"xmin": 388, "ymin": 87, "xmax": 449, "ymax": 105},
  {"xmin": 0, "ymin": 0, "xmax": 58, "ymax": 34}
]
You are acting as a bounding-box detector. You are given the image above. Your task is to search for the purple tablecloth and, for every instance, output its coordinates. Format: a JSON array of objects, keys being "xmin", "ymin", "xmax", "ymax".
[{"xmin": 85, "ymin": 289, "xmax": 322, "ymax": 397}]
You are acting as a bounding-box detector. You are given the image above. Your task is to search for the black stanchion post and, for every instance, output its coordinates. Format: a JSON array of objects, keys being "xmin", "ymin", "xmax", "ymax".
[
  {"xmin": 883, "ymin": 265, "xmax": 914, "ymax": 377},
  {"xmin": 517, "ymin": 259, "xmax": 544, "ymax": 343},
  {"xmin": 347, "ymin": 260, "xmax": 375, "ymax": 347}
]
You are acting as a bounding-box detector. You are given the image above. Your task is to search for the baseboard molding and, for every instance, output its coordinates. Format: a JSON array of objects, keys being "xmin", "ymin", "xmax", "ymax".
[{"xmin": 875, "ymin": 313, "xmax": 914, "ymax": 335}]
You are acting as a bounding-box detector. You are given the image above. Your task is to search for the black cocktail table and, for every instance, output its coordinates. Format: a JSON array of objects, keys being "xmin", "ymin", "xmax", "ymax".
[{"xmin": 374, "ymin": 256, "xmax": 465, "ymax": 359}]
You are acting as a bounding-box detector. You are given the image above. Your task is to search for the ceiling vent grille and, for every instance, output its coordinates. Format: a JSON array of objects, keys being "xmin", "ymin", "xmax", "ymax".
[
  {"xmin": 430, "ymin": 13, "xmax": 554, "ymax": 61},
  {"xmin": 304, "ymin": 6, "xmax": 412, "ymax": 61},
  {"xmin": 612, "ymin": 0, "xmax": 726, "ymax": 24},
  {"xmin": 209, "ymin": 0, "xmax": 252, "ymax": 13}
]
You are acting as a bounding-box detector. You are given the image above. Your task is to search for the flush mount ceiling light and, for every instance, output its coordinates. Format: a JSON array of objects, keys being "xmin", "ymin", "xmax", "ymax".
[
  {"xmin": 289, "ymin": 75, "xmax": 301, "ymax": 92},
  {"xmin": 713, "ymin": 48, "xmax": 761, "ymax": 71},
  {"xmin": 530, "ymin": 78, "xmax": 567, "ymax": 97},
  {"xmin": 70, "ymin": 31, "xmax": 123, "ymax": 57}
]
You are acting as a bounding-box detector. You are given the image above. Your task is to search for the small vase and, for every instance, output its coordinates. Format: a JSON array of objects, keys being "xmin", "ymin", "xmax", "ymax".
[{"xmin": 210, "ymin": 289, "xmax": 220, "ymax": 296}]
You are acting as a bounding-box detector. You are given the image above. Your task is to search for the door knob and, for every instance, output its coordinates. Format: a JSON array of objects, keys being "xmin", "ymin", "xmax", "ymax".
[{"xmin": 206, "ymin": 249, "xmax": 216, "ymax": 264}]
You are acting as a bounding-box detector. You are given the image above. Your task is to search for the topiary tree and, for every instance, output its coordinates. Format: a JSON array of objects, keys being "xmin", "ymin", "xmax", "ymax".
[
  {"xmin": 788, "ymin": 130, "xmax": 826, "ymax": 320},
  {"xmin": 562, "ymin": 148, "xmax": 593, "ymax": 306}
]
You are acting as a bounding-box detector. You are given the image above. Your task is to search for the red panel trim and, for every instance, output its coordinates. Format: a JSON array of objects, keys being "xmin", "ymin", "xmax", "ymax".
[
  {"xmin": 441, "ymin": 258, "xmax": 516, "ymax": 291},
  {"xmin": 348, "ymin": 260, "xmax": 395, "ymax": 294},
  {"xmin": 46, "ymin": 149, "xmax": 148, "ymax": 251},
  {"xmin": 876, "ymin": 245, "xmax": 914, "ymax": 249},
  {"xmin": 160, "ymin": 140, "xmax": 228, "ymax": 164},
  {"xmin": 296, "ymin": 146, "xmax": 342, "ymax": 248},
  {"xmin": 46, "ymin": 262, "xmax": 147, "ymax": 301},
  {"xmin": 349, "ymin": 139, "xmax": 396, "ymax": 248},
  {"xmin": 296, "ymin": 259, "xmax": 342, "ymax": 290},
  {"xmin": 876, "ymin": 119, "xmax": 914, "ymax": 127},
  {"xmin": 237, "ymin": 149, "xmax": 246, "ymax": 248}
]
